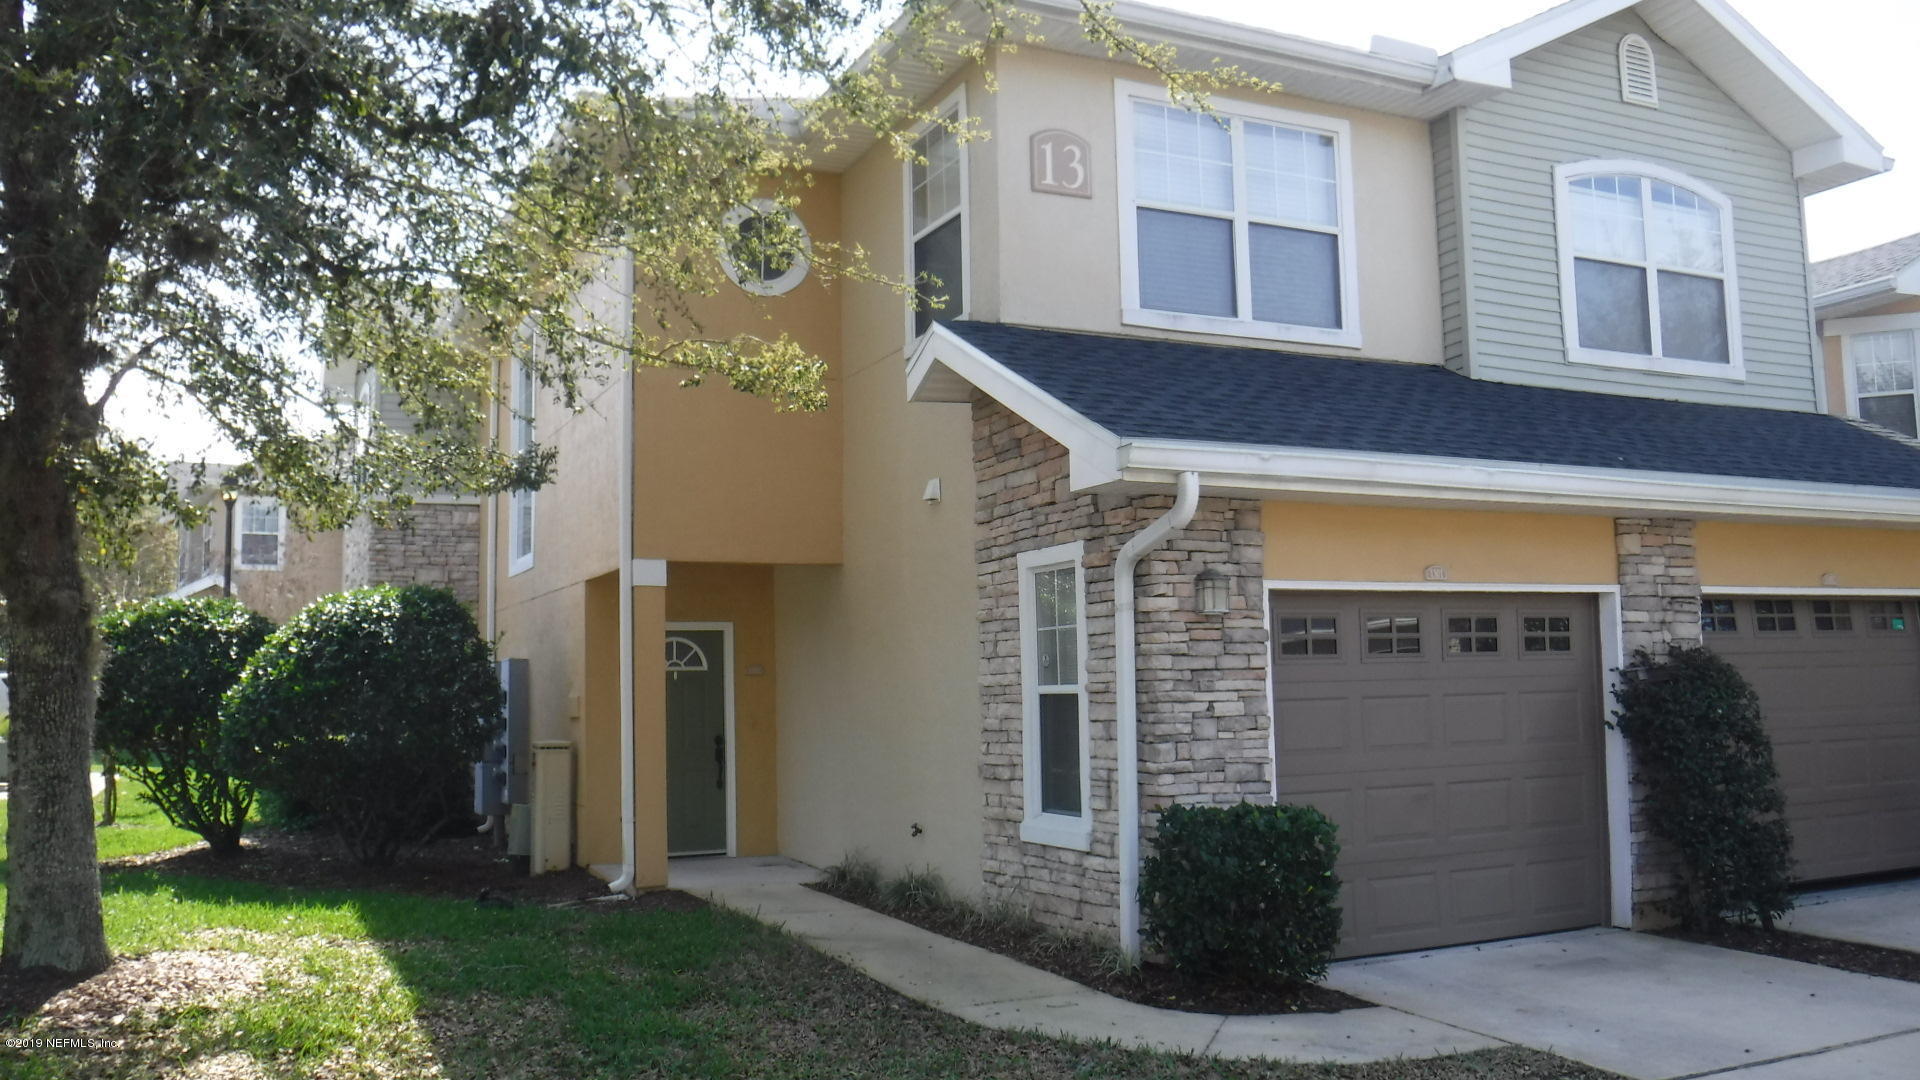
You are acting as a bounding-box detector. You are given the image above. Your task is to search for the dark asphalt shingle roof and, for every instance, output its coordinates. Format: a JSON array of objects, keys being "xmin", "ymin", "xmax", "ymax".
[
  {"xmin": 1812, "ymin": 233, "xmax": 1920, "ymax": 296},
  {"xmin": 945, "ymin": 321, "xmax": 1920, "ymax": 493}
]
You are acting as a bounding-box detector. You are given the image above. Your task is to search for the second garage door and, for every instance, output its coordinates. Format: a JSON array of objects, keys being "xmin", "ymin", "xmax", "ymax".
[
  {"xmin": 1270, "ymin": 592, "xmax": 1609, "ymax": 958},
  {"xmin": 1704, "ymin": 595, "xmax": 1920, "ymax": 882}
]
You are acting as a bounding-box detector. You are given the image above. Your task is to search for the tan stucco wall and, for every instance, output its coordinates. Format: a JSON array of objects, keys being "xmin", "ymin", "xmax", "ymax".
[
  {"xmin": 631, "ymin": 176, "xmax": 845, "ymax": 565},
  {"xmin": 985, "ymin": 48, "xmax": 1443, "ymax": 364},
  {"xmin": 769, "ymin": 116, "xmax": 987, "ymax": 894},
  {"xmin": 1263, "ymin": 503, "xmax": 1619, "ymax": 584},
  {"xmin": 228, "ymin": 527, "xmax": 343, "ymax": 624},
  {"xmin": 1821, "ymin": 294, "xmax": 1920, "ymax": 416},
  {"xmin": 1698, "ymin": 521, "xmax": 1920, "ymax": 589},
  {"xmin": 666, "ymin": 563, "xmax": 780, "ymax": 857}
]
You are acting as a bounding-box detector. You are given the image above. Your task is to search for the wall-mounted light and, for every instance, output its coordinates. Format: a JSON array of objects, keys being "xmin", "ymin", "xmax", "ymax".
[{"xmin": 1196, "ymin": 566, "xmax": 1230, "ymax": 616}]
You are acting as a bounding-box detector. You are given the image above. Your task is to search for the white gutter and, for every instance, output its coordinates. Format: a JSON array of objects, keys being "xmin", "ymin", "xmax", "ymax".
[
  {"xmin": 1114, "ymin": 469, "xmax": 1200, "ymax": 959},
  {"xmin": 609, "ymin": 249, "xmax": 639, "ymax": 895}
]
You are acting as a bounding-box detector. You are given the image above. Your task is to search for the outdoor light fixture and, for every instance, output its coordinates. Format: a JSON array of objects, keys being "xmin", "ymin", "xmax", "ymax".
[
  {"xmin": 221, "ymin": 489, "xmax": 238, "ymax": 598},
  {"xmin": 1195, "ymin": 566, "xmax": 1230, "ymax": 616}
]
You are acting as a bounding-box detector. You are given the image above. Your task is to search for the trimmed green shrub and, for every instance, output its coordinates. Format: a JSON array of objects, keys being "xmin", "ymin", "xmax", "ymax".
[
  {"xmin": 222, "ymin": 585, "xmax": 499, "ymax": 864},
  {"xmin": 1614, "ymin": 645, "xmax": 1794, "ymax": 929},
  {"xmin": 1140, "ymin": 802, "xmax": 1343, "ymax": 983},
  {"xmin": 96, "ymin": 597, "xmax": 273, "ymax": 855}
]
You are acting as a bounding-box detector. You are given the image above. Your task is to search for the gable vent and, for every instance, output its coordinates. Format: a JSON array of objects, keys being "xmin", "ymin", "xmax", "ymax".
[{"xmin": 1618, "ymin": 34, "xmax": 1658, "ymax": 107}]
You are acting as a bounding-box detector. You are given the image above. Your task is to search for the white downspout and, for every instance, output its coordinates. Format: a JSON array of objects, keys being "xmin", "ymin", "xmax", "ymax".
[
  {"xmin": 1114, "ymin": 470, "xmax": 1200, "ymax": 959},
  {"xmin": 609, "ymin": 249, "xmax": 639, "ymax": 895}
]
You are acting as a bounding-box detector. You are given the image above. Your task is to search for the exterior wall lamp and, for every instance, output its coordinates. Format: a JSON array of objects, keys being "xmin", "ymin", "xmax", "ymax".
[
  {"xmin": 1195, "ymin": 566, "xmax": 1230, "ymax": 616},
  {"xmin": 220, "ymin": 489, "xmax": 238, "ymax": 598}
]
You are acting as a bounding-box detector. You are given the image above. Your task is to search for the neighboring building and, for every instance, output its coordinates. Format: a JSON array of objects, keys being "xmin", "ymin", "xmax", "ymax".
[
  {"xmin": 1813, "ymin": 232, "xmax": 1920, "ymax": 438},
  {"xmin": 491, "ymin": 0, "xmax": 1920, "ymax": 961}
]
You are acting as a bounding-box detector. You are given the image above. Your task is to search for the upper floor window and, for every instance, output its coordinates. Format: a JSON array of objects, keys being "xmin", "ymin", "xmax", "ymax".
[
  {"xmin": 720, "ymin": 199, "xmax": 810, "ymax": 297},
  {"xmin": 508, "ymin": 355, "xmax": 536, "ymax": 576},
  {"xmin": 907, "ymin": 87, "xmax": 967, "ymax": 339},
  {"xmin": 1554, "ymin": 161, "xmax": 1742, "ymax": 380},
  {"xmin": 1844, "ymin": 326, "xmax": 1919, "ymax": 438},
  {"xmin": 1116, "ymin": 81, "xmax": 1358, "ymax": 348},
  {"xmin": 237, "ymin": 498, "xmax": 284, "ymax": 571}
]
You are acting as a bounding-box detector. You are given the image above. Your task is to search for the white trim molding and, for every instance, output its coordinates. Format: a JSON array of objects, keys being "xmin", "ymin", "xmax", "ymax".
[
  {"xmin": 907, "ymin": 322, "xmax": 1920, "ymax": 525},
  {"xmin": 1114, "ymin": 79, "xmax": 1362, "ymax": 350},
  {"xmin": 1553, "ymin": 160, "xmax": 1745, "ymax": 382},
  {"xmin": 630, "ymin": 558, "xmax": 668, "ymax": 588},
  {"xmin": 1265, "ymin": 579, "xmax": 1631, "ymax": 931},
  {"xmin": 1016, "ymin": 540, "xmax": 1093, "ymax": 852}
]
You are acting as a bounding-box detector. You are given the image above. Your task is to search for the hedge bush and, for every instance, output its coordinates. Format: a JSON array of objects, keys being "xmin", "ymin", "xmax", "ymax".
[
  {"xmin": 1614, "ymin": 645, "xmax": 1794, "ymax": 929},
  {"xmin": 96, "ymin": 596, "xmax": 273, "ymax": 855},
  {"xmin": 1139, "ymin": 802, "xmax": 1343, "ymax": 983},
  {"xmin": 222, "ymin": 585, "xmax": 499, "ymax": 864}
]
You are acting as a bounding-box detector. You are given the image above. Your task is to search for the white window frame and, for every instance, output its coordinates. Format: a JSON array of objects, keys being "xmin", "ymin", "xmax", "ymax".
[
  {"xmin": 1016, "ymin": 540, "xmax": 1092, "ymax": 851},
  {"xmin": 902, "ymin": 85, "xmax": 970, "ymax": 346},
  {"xmin": 507, "ymin": 354, "xmax": 536, "ymax": 577},
  {"xmin": 1553, "ymin": 159, "xmax": 1745, "ymax": 381},
  {"xmin": 1115, "ymin": 79, "xmax": 1362, "ymax": 350},
  {"xmin": 719, "ymin": 198, "xmax": 811, "ymax": 297},
  {"xmin": 1831, "ymin": 311, "xmax": 1920, "ymax": 437},
  {"xmin": 234, "ymin": 497, "xmax": 285, "ymax": 571}
]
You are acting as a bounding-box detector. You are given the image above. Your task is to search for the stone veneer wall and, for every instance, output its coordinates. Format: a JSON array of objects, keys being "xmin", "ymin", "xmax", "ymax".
[
  {"xmin": 973, "ymin": 397, "xmax": 1269, "ymax": 936},
  {"xmin": 1614, "ymin": 517, "xmax": 1701, "ymax": 924},
  {"xmin": 341, "ymin": 501, "xmax": 483, "ymax": 607}
]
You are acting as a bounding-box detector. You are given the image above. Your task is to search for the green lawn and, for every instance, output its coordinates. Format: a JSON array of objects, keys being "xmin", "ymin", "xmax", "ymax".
[{"xmin": 1, "ymin": 786, "xmax": 1616, "ymax": 1079}]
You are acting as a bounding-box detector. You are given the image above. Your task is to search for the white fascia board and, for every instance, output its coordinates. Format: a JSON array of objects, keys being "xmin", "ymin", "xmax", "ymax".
[
  {"xmin": 1116, "ymin": 439, "xmax": 1920, "ymax": 524},
  {"xmin": 906, "ymin": 324, "xmax": 1124, "ymax": 489}
]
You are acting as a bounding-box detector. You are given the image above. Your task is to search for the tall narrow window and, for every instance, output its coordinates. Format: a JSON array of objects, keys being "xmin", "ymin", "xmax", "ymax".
[
  {"xmin": 1848, "ymin": 328, "xmax": 1920, "ymax": 438},
  {"xmin": 908, "ymin": 89, "xmax": 966, "ymax": 338},
  {"xmin": 1119, "ymin": 82, "xmax": 1357, "ymax": 346},
  {"xmin": 1017, "ymin": 541, "xmax": 1089, "ymax": 850},
  {"xmin": 1556, "ymin": 162, "xmax": 1741, "ymax": 378},
  {"xmin": 508, "ymin": 355, "xmax": 536, "ymax": 575},
  {"xmin": 236, "ymin": 498, "xmax": 283, "ymax": 570}
]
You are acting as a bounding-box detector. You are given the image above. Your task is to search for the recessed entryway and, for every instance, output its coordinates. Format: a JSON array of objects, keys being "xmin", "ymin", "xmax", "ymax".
[
  {"xmin": 1703, "ymin": 594, "xmax": 1920, "ymax": 882},
  {"xmin": 1269, "ymin": 591, "xmax": 1610, "ymax": 958},
  {"xmin": 666, "ymin": 623, "xmax": 735, "ymax": 856}
]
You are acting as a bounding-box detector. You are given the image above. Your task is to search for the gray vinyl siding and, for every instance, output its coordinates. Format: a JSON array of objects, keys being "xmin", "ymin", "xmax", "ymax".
[
  {"xmin": 1432, "ymin": 111, "xmax": 1471, "ymax": 375},
  {"xmin": 1449, "ymin": 10, "xmax": 1818, "ymax": 410}
]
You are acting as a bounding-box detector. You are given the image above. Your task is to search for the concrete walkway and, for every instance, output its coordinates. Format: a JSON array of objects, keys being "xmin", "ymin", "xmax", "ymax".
[
  {"xmin": 1783, "ymin": 878, "xmax": 1920, "ymax": 953},
  {"xmin": 669, "ymin": 855, "xmax": 1500, "ymax": 1065},
  {"xmin": 673, "ymin": 857, "xmax": 1920, "ymax": 1076}
]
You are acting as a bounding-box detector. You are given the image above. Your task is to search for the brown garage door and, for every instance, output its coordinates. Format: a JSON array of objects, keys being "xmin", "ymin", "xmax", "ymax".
[
  {"xmin": 1703, "ymin": 596, "xmax": 1920, "ymax": 882},
  {"xmin": 1270, "ymin": 593, "xmax": 1609, "ymax": 958}
]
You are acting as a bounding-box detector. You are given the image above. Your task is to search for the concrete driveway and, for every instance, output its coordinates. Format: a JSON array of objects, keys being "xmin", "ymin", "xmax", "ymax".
[
  {"xmin": 1784, "ymin": 878, "xmax": 1920, "ymax": 953},
  {"xmin": 1324, "ymin": 927, "xmax": 1920, "ymax": 1079}
]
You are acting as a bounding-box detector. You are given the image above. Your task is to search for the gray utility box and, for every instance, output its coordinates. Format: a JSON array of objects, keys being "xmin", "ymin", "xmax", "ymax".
[{"xmin": 473, "ymin": 658, "xmax": 533, "ymax": 816}]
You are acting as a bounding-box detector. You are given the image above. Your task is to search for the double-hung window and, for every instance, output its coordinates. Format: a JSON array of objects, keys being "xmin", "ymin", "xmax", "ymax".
[
  {"xmin": 1555, "ymin": 160, "xmax": 1742, "ymax": 378},
  {"xmin": 1117, "ymin": 81, "xmax": 1358, "ymax": 347},
  {"xmin": 1840, "ymin": 324, "xmax": 1920, "ymax": 438},
  {"xmin": 906, "ymin": 88, "xmax": 967, "ymax": 339},
  {"xmin": 236, "ymin": 498, "xmax": 283, "ymax": 570},
  {"xmin": 507, "ymin": 355, "xmax": 536, "ymax": 575},
  {"xmin": 1017, "ymin": 541, "xmax": 1090, "ymax": 850}
]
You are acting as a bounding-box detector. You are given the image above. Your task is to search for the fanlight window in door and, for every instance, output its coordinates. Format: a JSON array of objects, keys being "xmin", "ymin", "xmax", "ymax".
[{"xmin": 665, "ymin": 636, "xmax": 710, "ymax": 674}]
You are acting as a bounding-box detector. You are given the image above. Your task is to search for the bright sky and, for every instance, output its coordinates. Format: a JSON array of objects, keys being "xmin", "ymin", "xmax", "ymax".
[{"xmin": 109, "ymin": 0, "xmax": 1918, "ymax": 461}]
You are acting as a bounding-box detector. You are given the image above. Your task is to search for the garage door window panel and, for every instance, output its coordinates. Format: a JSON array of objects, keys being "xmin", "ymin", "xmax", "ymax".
[
  {"xmin": 1811, "ymin": 600, "xmax": 1855, "ymax": 633},
  {"xmin": 1522, "ymin": 614, "xmax": 1576, "ymax": 654},
  {"xmin": 1017, "ymin": 543, "xmax": 1091, "ymax": 850},
  {"xmin": 1363, "ymin": 614, "xmax": 1422, "ymax": 658},
  {"xmin": 1445, "ymin": 614, "xmax": 1501, "ymax": 657},
  {"xmin": 1700, "ymin": 598, "xmax": 1737, "ymax": 633},
  {"xmin": 1753, "ymin": 599, "xmax": 1798, "ymax": 633},
  {"xmin": 1867, "ymin": 601, "xmax": 1910, "ymax": 633},
  {"xmin": 1277, "ymin": 613, "xmax": 1339, "ymax": 658}
]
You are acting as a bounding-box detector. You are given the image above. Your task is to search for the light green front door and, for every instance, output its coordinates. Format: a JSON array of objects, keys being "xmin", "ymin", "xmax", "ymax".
[{"xmin": 666, "ymin": 630, "xmax": 728, "ymax": 855}]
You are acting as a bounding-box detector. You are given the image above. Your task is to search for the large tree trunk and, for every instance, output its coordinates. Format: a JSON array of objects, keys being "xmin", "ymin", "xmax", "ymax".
[{"xmin": 0, "ymin": 445, "xmax": 111, "ymax": 975}]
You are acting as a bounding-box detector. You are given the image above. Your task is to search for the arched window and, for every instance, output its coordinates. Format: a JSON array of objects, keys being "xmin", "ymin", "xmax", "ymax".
[{"xmin": 1554, "ymin": 160, "xmax": 1742, "ymax": 379}]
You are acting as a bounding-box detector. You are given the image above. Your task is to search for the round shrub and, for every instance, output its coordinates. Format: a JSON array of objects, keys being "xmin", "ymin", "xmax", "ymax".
[
  {"xmin": 222, "ymin": 585, "xmax": 499, "ymax": 864},
  {"xmin": 1614, "ymin": 645, "xmax": 1794, "ymax": 930},
  {"xmin": 1140, "ymin": 802, "xmax": 1343, "ymax": 983},
  {"xmin": 97, "ymin": 596, "xmax": 274, "ymax": 855}
]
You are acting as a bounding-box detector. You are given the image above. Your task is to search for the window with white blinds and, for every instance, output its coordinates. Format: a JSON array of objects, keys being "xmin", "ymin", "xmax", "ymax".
[
  {"xmin": 1117, "ymin": 82, "xmax": 1358, "ymax": 347},
  {"xmin": 1848, "ymin": 328, "xmax": 1920, "ymax": 437}
]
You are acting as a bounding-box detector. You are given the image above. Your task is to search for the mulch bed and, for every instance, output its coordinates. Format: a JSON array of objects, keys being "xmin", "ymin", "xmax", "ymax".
[
  {"xmin": 808, "ymin": 882, "xmax": 1371, "ymax": 1016},
  {"xmin": 1663, "ymin": 923, "xmax": 1920, "ymax": 983},
  {"xmin": 107, "ymin": 827, "xmax": 707, "ymax": 914}
]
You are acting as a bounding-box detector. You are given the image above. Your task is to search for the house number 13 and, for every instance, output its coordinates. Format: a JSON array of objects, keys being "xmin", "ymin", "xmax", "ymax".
[{"xmin": 1030, "ymin": 129, "xmax": 1092, "ymax": 198}]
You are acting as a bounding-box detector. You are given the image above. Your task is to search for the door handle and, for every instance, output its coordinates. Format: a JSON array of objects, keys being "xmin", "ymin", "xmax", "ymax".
[{"xmin": 714, "ymin": 734, "xmax": 726, "ymax": 790}]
